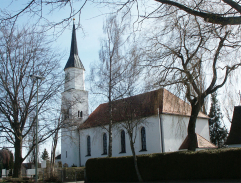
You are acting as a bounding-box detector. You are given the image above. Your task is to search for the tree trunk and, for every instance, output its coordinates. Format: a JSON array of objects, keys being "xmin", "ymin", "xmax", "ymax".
[
  {"xmin": 13, "ymin": 136, "xmax": 23, "ymax": 178},
  {"xmin": 51, "ymin": 128, "xmax": 58, "ymax": 177},
  {"xmin": 108, "ymin": 117, "xmax": 113, "ymax": 157},
  {"xmin": 129, "ymin": 134, "xmax": 143, "ymax": 182},
  {"xmin": 188, "ymin": 102, "xmax": 201, "ymax": 151},
  {"xmin": 108, "ymin": 55, "xmax": 113, "ymax": 157},
  {"xmin": 108, "ymin": 101, "xmax": 113, "ymax": 157},
  {"xmin": 50, "ymin": 146, "xmax": 56, "ymax": 177}
]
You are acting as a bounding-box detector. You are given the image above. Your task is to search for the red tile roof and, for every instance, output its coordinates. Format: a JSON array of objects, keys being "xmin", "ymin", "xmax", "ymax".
[
  {"xmin": 179, "ymin": 133, "xmax": 217, "ymax": 150},
  {"xmin": 226, "ymin": 106, "xmax": 241, "ymax": 145},
  {"xmin": 79, "ymin": 88, "xmax": 208, "ymax": 129}
]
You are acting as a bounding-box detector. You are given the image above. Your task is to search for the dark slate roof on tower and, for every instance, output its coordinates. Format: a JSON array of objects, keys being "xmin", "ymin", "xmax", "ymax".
[{"xmin": 64, "ymin": 23, "xmax": 85, "ymax": 70}]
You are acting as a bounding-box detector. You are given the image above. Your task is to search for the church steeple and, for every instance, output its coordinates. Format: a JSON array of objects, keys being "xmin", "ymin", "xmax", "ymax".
[
  {"xmin": 64, "ymin": 22, "xmax": 85, "ymax": 70},
  {"xmin": 61, "ymin": 19, "xmax": 89, "ymax": 168}
]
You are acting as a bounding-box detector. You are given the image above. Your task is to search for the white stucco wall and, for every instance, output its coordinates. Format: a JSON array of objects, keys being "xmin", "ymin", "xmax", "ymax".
[
  {"xmin": 61, "ymin": 90, "xmax": 89, "ymax": 122},
  {"xmin": 61, "ymin": 129, "xmax": 80, "ymax": 167},
  {"xmin": 78, "ymin": 116, "xmax": 162, "ymax": 166},
  {"xmin": 161, "ymin": 114, "xmax": 188, "ymax": 152},
  {"xmin": 196, "ymin": 117, "xmax": 210, "ymax": 141},
  {"xmin": 77, "ymin": 114, "xmax": 209, "ymax": 166},
  {"xmin": 161, "ymin": 114, "xmax": 209, "ymax": 152},
  {"xmin": 61, "ymin": 66, "xmax": 88, "ymax": 167},
  {"xmin": 61, "ymin": 88, "xmax": 88, "ymax": 168},
  {"xmin": 64, "ymin": 68, "xmax": 85, "ymax": 91}
]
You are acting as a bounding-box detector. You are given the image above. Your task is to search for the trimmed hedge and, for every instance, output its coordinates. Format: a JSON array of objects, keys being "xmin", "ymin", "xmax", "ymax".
[
  {"xmin": 86, "ymin": 156, "xmax": 138, "ymax": 182},
  {"xmin": 86, "ymin": 148, "xmax": 241, "ymax": 182}
]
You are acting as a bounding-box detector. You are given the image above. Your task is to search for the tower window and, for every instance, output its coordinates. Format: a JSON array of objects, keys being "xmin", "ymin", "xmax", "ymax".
[
  {"xmin": 63, "ymin": 109, "xmax": 70, "ymax": 120},
  {"xmin": 64, "ymin": 114, "xmax": 67, "ymax": 120},
  {"xmin": 78, "ymin": 111, "xmax": 83, "ymax": 118}
]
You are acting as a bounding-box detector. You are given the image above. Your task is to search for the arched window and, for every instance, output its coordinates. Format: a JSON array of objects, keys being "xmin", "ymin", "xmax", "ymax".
[
  {"xmin": 63, "ymin": 109, "xmax": 70, "ymax": 120},
  {"xmin": 87, "ymin": 136, "xmax": 91, "ymax": 156},
  {"xmin": 78, "ymin": 111, "xmax": 83, "ymax": 118},
  {"xmin": 103, "ymin": 133, "xmax": 107, "ymax": 155},
  {"xmin": 141, "ymin": 127, "xmax": 147, "ymax": 151},
  {"xmin": 120, "ymin": 130, "xmax": 126, "ymax": 153}
]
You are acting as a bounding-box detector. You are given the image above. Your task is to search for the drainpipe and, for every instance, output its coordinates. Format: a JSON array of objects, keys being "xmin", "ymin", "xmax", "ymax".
[
  {"xmin": 158, "ymin": 108, "xmax": 165, "ymax": 153},
  {"xmin": 78, "ymin": 130, "xmax": 81, "ymax": 166}
]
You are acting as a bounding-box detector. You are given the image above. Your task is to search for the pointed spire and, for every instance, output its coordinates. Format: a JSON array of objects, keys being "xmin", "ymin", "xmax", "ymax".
[{"xmin": 64, "ymin": 21, "xmax": 85, "ymax": 70}]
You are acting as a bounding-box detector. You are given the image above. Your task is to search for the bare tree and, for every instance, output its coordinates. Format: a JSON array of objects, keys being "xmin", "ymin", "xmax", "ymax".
[
  {"xmin": 153, "ymin": 0, "xmax": 241, "ymax": 25},
  {"xmin": 50, "ymin": 113, "xmax": 61, "ymax": 178},
  {"xmin": 0, "ymin": 22, "xmax": 63, "ymax": 177},
  {"xmin": 49, "ymin": 99, "xmax": 82, "ymax": 177},
  {"xmin": 115, "ymin": 42, "xmax": 144, "ymax": 181},
  {"xmin": 89, "ymin": 40, "xmax": 143, "ymax": 179},
  {"xmin": 142, "ymin": 14, "xmax": 241, "ymax": 151},
  {"xmin": 26, "ymin": 113, "xmax": 37, "ymax": 164},
  {"xmin": 89, "ymin": 15, "xmax": 130, "ymax": 157},
  {"xmin": 115, "ymin": 95, "xmax": 148, "ymax": 182},
  {"xmin": 1, "ymin": 0, "xmax": 241, "ymax": 27},
  {"xmin": 222, "ymin": 75, "xmax": 241, "ymax": 123},
  {"xmin": 0, "ymin": 1, "xmax": 85, "ymax": 30}
]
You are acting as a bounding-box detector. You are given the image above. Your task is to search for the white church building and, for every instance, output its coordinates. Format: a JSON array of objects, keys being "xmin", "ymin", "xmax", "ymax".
[{"xmin": 61, "ymin": 24, "xmax": 215, "ymax": 167}]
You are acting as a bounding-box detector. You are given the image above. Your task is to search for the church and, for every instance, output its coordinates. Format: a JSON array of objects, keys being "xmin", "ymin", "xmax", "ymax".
[{"xmin": 61, "ymin": 24, "xmax": 215, "ymax": 167}]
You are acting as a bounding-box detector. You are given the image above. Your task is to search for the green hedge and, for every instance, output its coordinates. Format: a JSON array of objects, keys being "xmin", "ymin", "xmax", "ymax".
[
  {"xmin": 86, "ymin": 148, "xmax": 241, "ymax": 182},
  {"xmin": 86, "ymin": 156, "xmax": 138, "ymax": 182}
]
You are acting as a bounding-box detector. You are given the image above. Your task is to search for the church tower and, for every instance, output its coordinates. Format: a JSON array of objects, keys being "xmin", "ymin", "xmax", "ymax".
[{"xmin": 61, "ymin": 22, "xmax": 88, "ymax": 167}]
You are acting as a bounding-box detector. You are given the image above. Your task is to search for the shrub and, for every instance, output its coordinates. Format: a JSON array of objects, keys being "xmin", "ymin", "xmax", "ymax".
[
  {"xmin": 61, "ymin": 167, "xmax": 85, "ymax": 181},
  {"xmin": 57, "ymin": 161, "xmax": 62, "ymax": 168},
  {"xmin": 45, "ymin": 174, "xmax": 59, "ymax": 182}
]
